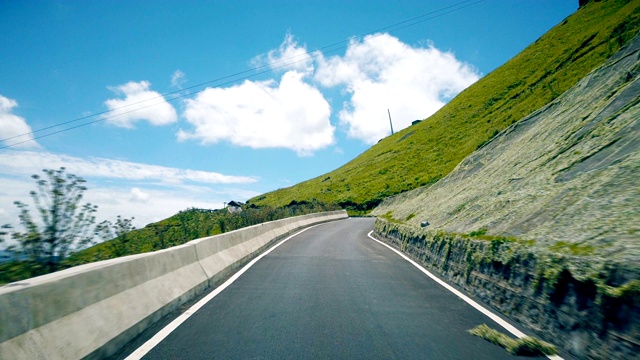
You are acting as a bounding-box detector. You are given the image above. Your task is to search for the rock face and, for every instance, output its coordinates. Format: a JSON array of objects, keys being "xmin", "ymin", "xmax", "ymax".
[{"xmin": 373, "ymin": 32, "xmax": 640, "ymax": 265}]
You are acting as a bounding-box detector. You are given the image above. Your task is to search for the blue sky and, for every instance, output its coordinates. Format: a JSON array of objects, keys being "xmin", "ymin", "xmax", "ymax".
[{"xmin": 0, "ymin": 0, "xmax": 577, "ymax": 229}]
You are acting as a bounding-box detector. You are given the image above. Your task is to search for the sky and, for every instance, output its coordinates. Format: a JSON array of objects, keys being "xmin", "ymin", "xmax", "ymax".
[{"xmin": 0, "ymin": 0, "xmax": 578, "ymax": 232}]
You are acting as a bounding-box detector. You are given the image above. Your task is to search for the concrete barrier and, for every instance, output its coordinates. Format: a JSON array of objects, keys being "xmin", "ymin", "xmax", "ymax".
[
  {"xmin": 192, "ymin": 211, "xmax": 346, "ymax": 283},
  {"xmin": 0, "ymin": 210, "xmax": 347, "ymax": 359}
]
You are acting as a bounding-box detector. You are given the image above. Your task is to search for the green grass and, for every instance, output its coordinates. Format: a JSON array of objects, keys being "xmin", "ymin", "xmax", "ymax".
[
  {"xmin": 377, "ymin": 210, "xmax": 418, "ymax": 224},
  {"xmin": 248, "ymin": 0, "xmax": 640, "ymax": 211},
  {"xmin": 469, "ymin": 228, "xmax": 488, "ymax": 237},
  {"xmin": 468, "ymin": 324, "xmax": 558, "ymax": 356},
  {"xmin": 379, "ymin": 211, "xmax": 402, "ymax": 224},
  {"xmin": 602, "ymin": 279, "xmax": 640, "ymax": 298},
  {"xmin": 549, "ymin": 241, "xmax": 596, "ymax": 256}
]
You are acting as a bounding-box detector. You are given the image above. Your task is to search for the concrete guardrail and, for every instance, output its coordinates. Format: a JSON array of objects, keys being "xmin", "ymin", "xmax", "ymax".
[{"xmin": 0, "ymin": 210, "xmax": 348, "ymax": 359}]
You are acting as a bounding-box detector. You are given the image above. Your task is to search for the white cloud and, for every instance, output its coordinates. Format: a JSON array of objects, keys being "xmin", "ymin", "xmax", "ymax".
[
  {"xmin": 0, "ymin": 150, "xmax": 257, "ymax": 185},
  {"xmin": 171, "ymin": 70, "xmax": 187, "ymax": 88},
  {"xmin": 179, "ymin": 32, "xmax": 478, "ymax": 152},
  {"xmin": 83, "ymin": 185, "xmax": 260, "ymax": 228},
  {"xmin": 103, "ymin": 81, "xmax": 178, "ymax": 128},
  {"xmin": 0, "ymin": 95, "xmax": 40, "ymax": 149},
  {"xmin": 0, "ymin": 176, "xmax": 241, "ymax": 233},
  {"xmin": 0, "ymin": 177, "xmax": 30, "ymax": 228},
  {"xmin": 178, "ymin": 70, "xmax": 334, "ymax": 156},
  {"xmin": 253, "ymin": 33, "xmax": 315, "ymax": 74},
  {"xmin": 0, "ymin": 151, "xmax": 261, "ymax": 232},
  {"xmin": 86, "ymin": 187, "xmax": 216, "ymax": 227},
  {"xmin": 129, "ymin": 187, "xmax": 150, "ymax": 203},
  {"xmin": 315, "ymin": 34, "xmax": 480, "ymax": 143}
]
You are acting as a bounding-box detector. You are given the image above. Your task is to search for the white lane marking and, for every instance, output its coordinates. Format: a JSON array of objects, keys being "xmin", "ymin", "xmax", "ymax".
[
  {"xmin": 126, "ymin": 224, "xmax": 322, "ymax": 360},
  {"xmin": 367, "ymin": 231, "xmax": 563, "ymax": 360}
]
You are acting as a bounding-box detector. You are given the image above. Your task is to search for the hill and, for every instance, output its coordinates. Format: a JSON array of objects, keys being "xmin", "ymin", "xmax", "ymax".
[
  {"xmin": 248, "ymin": 0, "xmax": 640, "ymax": 212},
  {"xmin": 373, "ymin": 30, "xmax": 640, "ymax": 262},
  {"xmin": 370, "ymin": 32, "xmax": 640, "ymax": 358},
  {"xmin": 63, "ymin": 201, "xmax": 340, "ymax": 267},
  {"xmin": 0, "ymin": 201, "xmax": 339, "ymax": 285}
]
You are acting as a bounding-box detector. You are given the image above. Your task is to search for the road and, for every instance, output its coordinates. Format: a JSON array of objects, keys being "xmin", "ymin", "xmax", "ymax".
[{"xmin": 136, "ymin": 218, "xmax": 542, "ymax": 359}]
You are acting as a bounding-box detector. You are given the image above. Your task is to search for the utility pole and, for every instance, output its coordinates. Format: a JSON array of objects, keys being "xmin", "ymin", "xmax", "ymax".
[{"xmin": 388, "ymin": 109, "xmax": 394, "ymax": 135}]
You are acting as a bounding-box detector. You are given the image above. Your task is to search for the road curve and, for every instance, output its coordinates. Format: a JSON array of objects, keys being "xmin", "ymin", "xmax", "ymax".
[{"xmin": 139, "ymin": 218, "xmax": 539, "ymax": 359}]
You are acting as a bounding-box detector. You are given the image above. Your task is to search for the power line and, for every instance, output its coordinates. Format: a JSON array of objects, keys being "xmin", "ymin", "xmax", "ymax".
[
  {"xmin": 0, "ymin": 0, "xmax": 485, "ymax": 150},
  {"xmin": 1, "ymin": 0, "xmax": 484, "ymax": 148}
]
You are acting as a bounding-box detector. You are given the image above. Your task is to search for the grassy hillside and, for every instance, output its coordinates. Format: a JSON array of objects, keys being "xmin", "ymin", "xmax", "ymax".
[
  {"xmin": 0, "ymin": 201, "xmax": 339, "ymax": 285},
  {"xmin": 249, "ymin": 0, "xmax": 640, "ymax": 212},
  {"xmin": 64, "ymin": 201, "xmax": 339, "ymax": 266},
  {"xmin": 373, "ymin": 30, "xmax": 640, "ymax": 257}
]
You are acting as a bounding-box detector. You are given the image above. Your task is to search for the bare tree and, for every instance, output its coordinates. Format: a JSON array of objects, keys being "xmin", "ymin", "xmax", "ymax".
[
  {"xmin": 12, "ymin": 168, "xmax": 97, "ymax": 273},
  {"xmin": 95, "ymin": 216, "xmax": 135, "ymax": 257},
  {"xmin": 0, "ymin": 224, "xmax": 9, "ymax": 244},
  {"xmin": 0, "ymin": 224, "xmax": 10, "ymax": 258}
]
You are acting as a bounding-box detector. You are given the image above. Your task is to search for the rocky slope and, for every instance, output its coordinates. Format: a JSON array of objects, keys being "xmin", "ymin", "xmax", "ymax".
[{"xmin": 373, "ymin": 31, "xmax": 640, "ymax": 264}]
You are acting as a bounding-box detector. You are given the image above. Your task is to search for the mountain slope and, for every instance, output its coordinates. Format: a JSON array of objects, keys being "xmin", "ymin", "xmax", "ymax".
[
  {"xmin": 370, "ymin": 33, "xmax": 640, "ymax": 358},
  {"xmin": 249, "ymin": 0, "xmax": 640, "ymax": 211},
  {"xmin": 373, "ymin": 31, "xmax": 640, "ymax": 261}
]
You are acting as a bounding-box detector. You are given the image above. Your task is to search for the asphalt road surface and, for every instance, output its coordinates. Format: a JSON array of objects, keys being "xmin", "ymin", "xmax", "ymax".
[{"xmin": 140, "ymin": 218, "xmax": 542, "ymax": 359}]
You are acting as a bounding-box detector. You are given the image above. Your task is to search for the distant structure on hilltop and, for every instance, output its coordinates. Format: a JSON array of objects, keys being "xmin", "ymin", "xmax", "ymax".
[{"xmin": 226, "ymin": 201, "xmax": 244, "ymax": 213}]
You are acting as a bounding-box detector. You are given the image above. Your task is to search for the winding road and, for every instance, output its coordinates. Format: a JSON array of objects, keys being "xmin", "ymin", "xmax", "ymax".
[{"xmin": 126, "ymin": 218, "xmax": 546, "ymax": 359}]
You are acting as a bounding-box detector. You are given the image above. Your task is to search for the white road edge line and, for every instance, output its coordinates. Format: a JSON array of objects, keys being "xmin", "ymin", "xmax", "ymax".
[
  {"xmin": 367, "ymin": 231, "xmax": 563, "ymax": 360},
  {"xmin": 126, "ymin": 224, "xmax": 323, "ymax": 360}
]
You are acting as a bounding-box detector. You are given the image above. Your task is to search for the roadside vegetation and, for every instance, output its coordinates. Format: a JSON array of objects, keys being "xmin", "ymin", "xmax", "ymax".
[
  {"xmin": 468, "ymin": 324, "xmax": 557, "ymax": 356},
  {"xmin": 248, "ymin": 0, "xmax": 640, "ymax": 214},
  {"xmin": 0, "ymin": 168, "xmax": 100, "ymax": 283},
  {"xmin": 63, "ymin": 200, "xmax": 339, "ymax": 268},
  {"xmin": 0, "ymin": 168, "xmax": 339, "ymax": 286}
]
